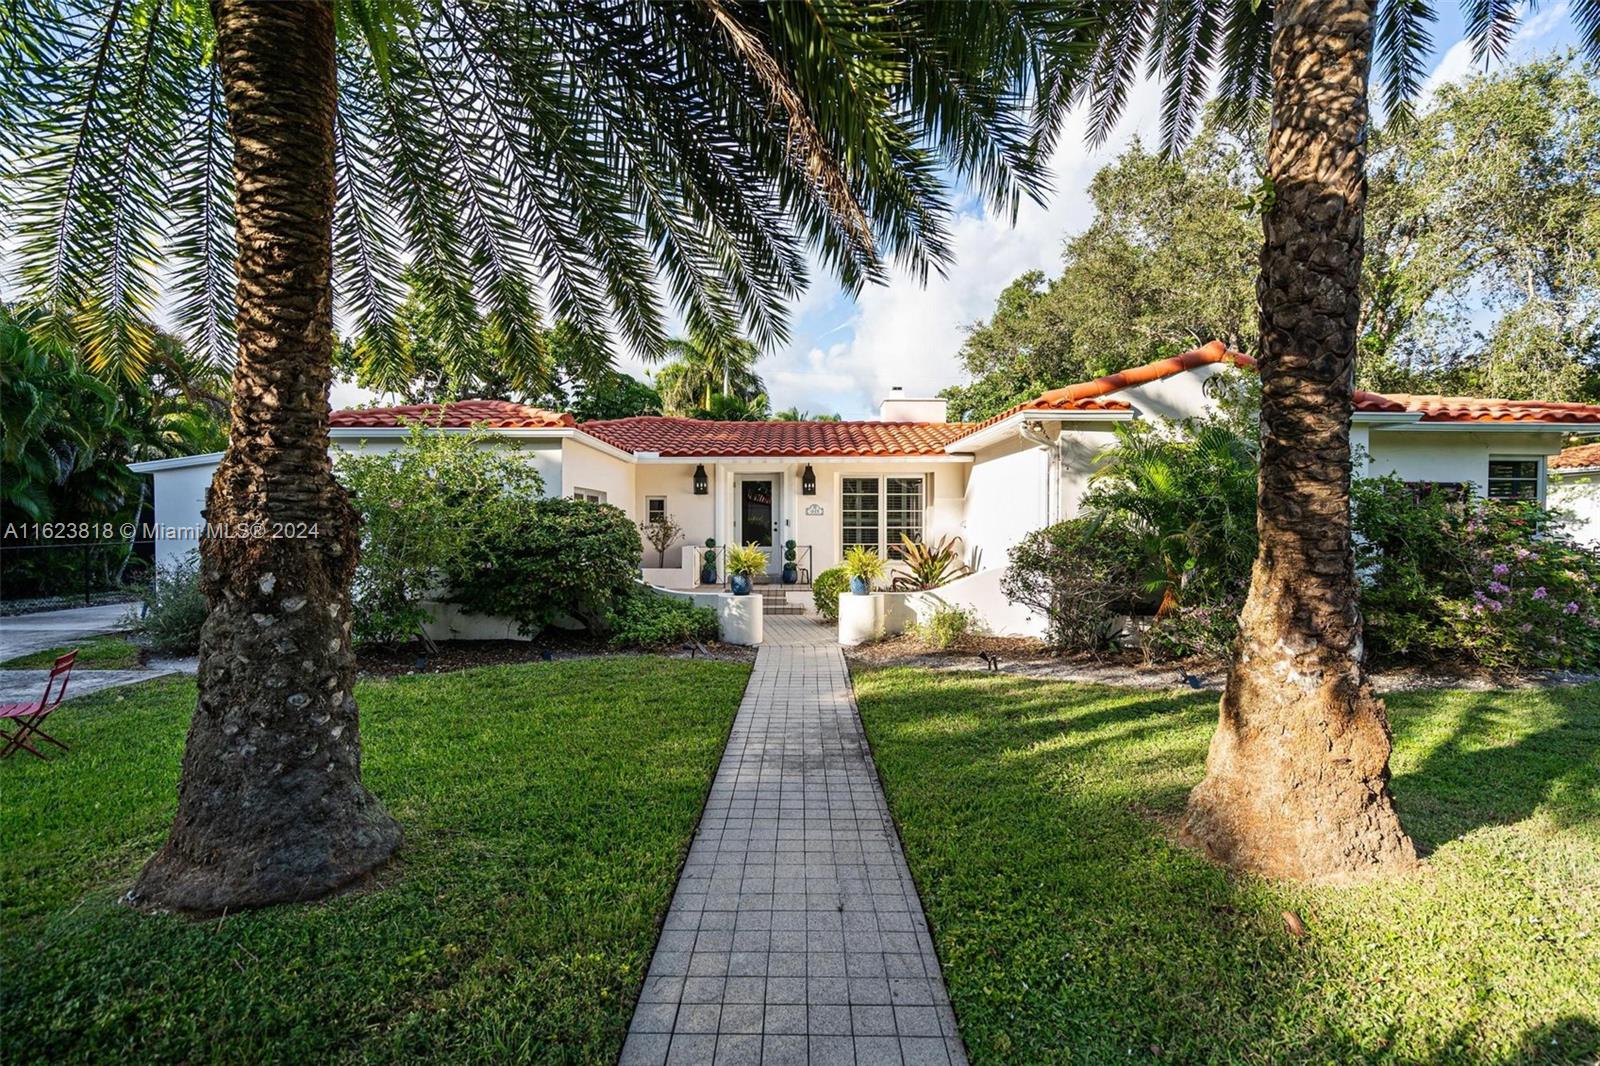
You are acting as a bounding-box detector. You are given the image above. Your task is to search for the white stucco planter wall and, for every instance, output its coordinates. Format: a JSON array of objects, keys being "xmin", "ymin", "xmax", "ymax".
[
  {"xmin": 417, "ymin": 600, "xmax": 532, "ymax": 642},
  {"xmin": 642, "ymin": 545, "xmax": 703, "ymax": 589},
  {"xmin": 652, "ymin": 584, "xmax": 764, "ymax": 645},
  {"xmin": 837, "ymin": 592, "xmax": 885, "ymax": 646}
]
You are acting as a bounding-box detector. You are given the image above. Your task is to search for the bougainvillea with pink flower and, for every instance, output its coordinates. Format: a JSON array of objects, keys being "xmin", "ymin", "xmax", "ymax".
[{"xmin": 1353, "ymin": 477, "xmax": 1600, "ymax": 670}]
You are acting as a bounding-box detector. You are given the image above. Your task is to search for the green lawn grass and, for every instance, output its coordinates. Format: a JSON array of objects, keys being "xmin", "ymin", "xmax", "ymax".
[
  {"xmin": 1, "ymin": 634, "xmax": 142, "ymax": 670},
  {"xmin": 854, "ymin": 669, "xmax": 1600, "ymax": 1064},
  {"xmin": 1, "ymin": 657, "xmax": 750, "ymax": 1063}
]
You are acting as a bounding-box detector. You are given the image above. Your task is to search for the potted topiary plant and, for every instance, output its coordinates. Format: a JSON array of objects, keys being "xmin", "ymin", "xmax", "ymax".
[
  {"xmin": 726, "ymin": 543, "xmax": 767, "ymax": 596},
  {"xmin": 701, "ymin": 538, "xmax": 718, "ymax": 585},
  {"xmin": 843, "ymin": 545, "xmax": 886, "ymax": 595},
  {"xmin": 781, "ymin": 539, "xmax": 798, "ymax": 584}
]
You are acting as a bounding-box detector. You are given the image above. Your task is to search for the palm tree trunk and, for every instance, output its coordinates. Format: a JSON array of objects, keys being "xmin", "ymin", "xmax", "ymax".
[
  {"xmin": 132, "ymin": 0, "xmax": 401, "ymax": 913},
  {"xmin": 1179, "ymin": 0, "xmax": 1416, "ymax": 883}
]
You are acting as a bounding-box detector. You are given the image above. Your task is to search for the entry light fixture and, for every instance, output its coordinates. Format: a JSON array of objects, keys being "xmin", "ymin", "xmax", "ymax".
[
  {"xmin": 693, "ymin": 464, "xmax": 708, "ymax": 495},
  {"xmin": 801, "ymin": 464, "xmax": 817, "ymax": 496}
]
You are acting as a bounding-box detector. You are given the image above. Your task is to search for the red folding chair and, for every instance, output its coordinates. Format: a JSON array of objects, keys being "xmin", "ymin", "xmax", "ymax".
[{"xmin": 0, "ymin": 650, "xmax": 77, "ymax": 760}]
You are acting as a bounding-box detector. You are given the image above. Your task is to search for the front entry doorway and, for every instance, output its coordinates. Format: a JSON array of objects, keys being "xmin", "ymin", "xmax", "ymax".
[{"xmin": 733, "ymin": 475, "xmax": 782, "ymax": 577}]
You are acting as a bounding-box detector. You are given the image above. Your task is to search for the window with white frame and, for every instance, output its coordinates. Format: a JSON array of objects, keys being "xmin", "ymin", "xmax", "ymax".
[
  {"xmin": 573, "ymin": 487, "xmax": 606, "ymax": 504},
  {"xmin": 840, "ymin": 475, "xmax": 926, "ymax": 557},
  {"xmin": 842, "ymin": 477, "xmax": 880, "ymax": 551},
  {"xmin": 885, "ymin": 476, "xmax": 925, "ymax": 556},
  {"xmin": 645, "ymin": 496, "xmax": 667, "ymax": 523},
  {"xmin": 1487, "ymin": 458, "xmax": 1542, "ymax": 502}
]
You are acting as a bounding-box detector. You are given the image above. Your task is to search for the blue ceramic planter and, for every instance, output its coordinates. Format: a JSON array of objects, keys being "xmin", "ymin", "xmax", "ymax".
[
  {"xmin": 849, "ymin": 576, "xmax": 869, "ymax": 595},
  {"xmin": 782, "ymin": 564, "xmax": 798, "ymax": 585},
  {"xmin": 731, "ymin": 574, "xmax": 752, "ymax": 596}
]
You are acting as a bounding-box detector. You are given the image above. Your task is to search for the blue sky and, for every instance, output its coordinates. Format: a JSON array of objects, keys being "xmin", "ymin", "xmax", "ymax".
[{"xmin": 651, "ymin": 3, "xmax": 1585, "ymax": 421}]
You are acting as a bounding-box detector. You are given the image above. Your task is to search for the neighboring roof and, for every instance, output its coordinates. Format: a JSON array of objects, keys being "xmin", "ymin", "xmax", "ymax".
[
  {"xmin": 329, "ymin": 399, "xmax": 575, "ymax": 430},
  {"xmin": 578, "ymin": 416, "xmax": 973, "ymax": 458},
  {"xmin": 1552, "ymin": 442, "xmax": 1600, "ymax": 472},
  {"xmin": 129, "ymin": 450, "xmax": 227, "ymax": 473}
]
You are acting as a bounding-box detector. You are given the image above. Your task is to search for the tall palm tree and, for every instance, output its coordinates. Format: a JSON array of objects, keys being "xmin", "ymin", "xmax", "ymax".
[
  {"xmin": 1052, "ymin": 0, "xmax": 1599, "ymax": 882},
  {"xmin": 656, "ymin": 330, "xmax": 764, "ymax": 411},
  {"xmin": 654, "ymin": 333, "xmax": 766, "ymax": 416},
  {"xmin": 3, "ymin": 0, "xmax": 1079, "ymax": 912}
]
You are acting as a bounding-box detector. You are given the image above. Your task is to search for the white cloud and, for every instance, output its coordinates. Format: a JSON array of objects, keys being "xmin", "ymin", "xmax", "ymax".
[{"xmin": 763, "ymin": 77, "xmax": 1167, "ymax": 419}]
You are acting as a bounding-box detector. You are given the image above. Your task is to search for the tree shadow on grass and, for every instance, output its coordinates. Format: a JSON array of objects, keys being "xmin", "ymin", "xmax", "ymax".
[
  {"xmin": 1386, "ymin": 685, "xmax": 1600, "ymax": 853},
  {"xmin": 855, "ymin": 669, "xmax": 1600, "ymax": 1064}
]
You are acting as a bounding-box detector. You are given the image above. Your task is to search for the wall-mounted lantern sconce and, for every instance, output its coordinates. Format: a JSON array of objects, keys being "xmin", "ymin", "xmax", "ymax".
[
  {"xmin": 693, "ymin": 464, "xmax": 709, "ymax": 495},
  {"xmin": 801, "ymin": 464, "xmax": 817, "ymax": 496}
]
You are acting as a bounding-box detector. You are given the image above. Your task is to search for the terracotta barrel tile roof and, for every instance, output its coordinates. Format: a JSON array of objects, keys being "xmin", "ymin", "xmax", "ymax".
[
  {"xmin": 1553, "ymin": 442, "xmax": 1600, "ymax": 470},
  {"xmin": 577, "ymin": 416, "xmax": 972, "ymax": 457},
  {"xmin": 1375, "ymin": 395, "xmax": 1600, "ymax": 424},
  {"xmin": 330, "ymin": 399, "xmax": 575, "ymax": 429}
]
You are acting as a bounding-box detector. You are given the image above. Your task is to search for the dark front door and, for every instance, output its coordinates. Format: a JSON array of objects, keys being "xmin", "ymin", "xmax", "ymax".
[{"xmin": 740, "ymin": 479, "xmax": 774, "ymax": 548}]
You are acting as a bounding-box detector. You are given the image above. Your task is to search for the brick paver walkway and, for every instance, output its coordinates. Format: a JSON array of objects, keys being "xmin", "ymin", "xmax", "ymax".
[{"xmin": 621, "ymin": 616, "xmax": 966, "ymax": 1066}]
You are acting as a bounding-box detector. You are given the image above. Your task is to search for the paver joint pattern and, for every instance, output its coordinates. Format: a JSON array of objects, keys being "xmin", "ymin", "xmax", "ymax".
[{"xmin": 622, "ymin": 617, "xmax": 966, "ymax": 1066}]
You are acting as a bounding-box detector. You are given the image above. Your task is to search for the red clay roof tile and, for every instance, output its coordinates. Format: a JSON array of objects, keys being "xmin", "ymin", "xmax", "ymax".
[
  {"xmin": 576, "ymin": 416, "xmax": 972, "ymax": 457},
  {"xmin": 329, "ymin": 399, "xmax": 575, "ymax": 430},
  {"xmin": 1552, "ymin": 442, "xmax": 1600, "ymax": 470}
]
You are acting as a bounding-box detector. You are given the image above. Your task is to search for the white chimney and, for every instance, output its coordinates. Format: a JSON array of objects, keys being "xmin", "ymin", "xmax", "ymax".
[{"xmin": 878, "ymin": 386, "xmax": 948, "ymax": 423}]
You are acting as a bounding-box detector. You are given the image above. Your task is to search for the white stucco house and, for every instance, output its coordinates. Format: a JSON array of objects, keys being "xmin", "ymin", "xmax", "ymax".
[
  {"xmin": 132, "ymin": 341, "xmax": 1600, "ymax": 636},
  {"xmin": 1551, "ymin": 442, "xmax": 1600, "ymax": 545}
]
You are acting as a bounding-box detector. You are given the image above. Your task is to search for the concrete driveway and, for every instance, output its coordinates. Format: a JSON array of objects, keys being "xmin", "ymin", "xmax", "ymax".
[{"xmin": 0, "ymin": 602, "xmax": 137, "ymax": 662}]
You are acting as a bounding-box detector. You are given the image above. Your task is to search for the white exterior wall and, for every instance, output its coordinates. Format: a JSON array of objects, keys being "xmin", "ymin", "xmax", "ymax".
[
  {"xmin": 560, "ymin": 438, "xmax": 634, "ymax": 507},
  {"xmin": 961, "ymin": 435, "xmax": 1049, "ymax": 573},
  {"xmin": 1113, "ymin": 363, "xmax": 1227, "ymax": 423},
  {"xmin": 145, "ymin": 459, "xmax": 218, "ymax": 570},
  {"xmin": 1550, "ymin": 470, "xmax": 1600, "ymax": 545},
  {"xmin": 1363, "ymin": 429, "xmax": 1563, "ymax": 499},
  {"xmin": 636, "ymin": 463, "xmax": 716, "ymax": 562}
]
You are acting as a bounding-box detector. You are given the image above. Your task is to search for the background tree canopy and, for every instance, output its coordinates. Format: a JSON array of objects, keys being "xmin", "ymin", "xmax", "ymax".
[{"xmin": 943, "ymin": 56, "xmax": 1600, "ymax": 422}]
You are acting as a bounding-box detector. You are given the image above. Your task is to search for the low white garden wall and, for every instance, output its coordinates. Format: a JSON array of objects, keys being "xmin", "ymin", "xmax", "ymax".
[
  {"xmin": 836, "ymin": 567, "xmax": 1047, "ymax": 645},
  {"xmin": 651, "ymin": 584, "xmax": 764, "ymax": 646},
  {"xmin": 641, "ymin": 544, "xmax": 704, "ymax": 589}
]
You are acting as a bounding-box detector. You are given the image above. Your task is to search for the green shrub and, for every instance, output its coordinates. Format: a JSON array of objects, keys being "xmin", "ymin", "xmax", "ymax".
[
  {"xmin": 1084, "ymin": 419, "xmax": 1257, "ymax": 610},
  {"xmin": 608, "ymin": 587, "xmax": 719, "ymax": 647},
  {"xmin": 1353, "ymin": 477, "xmax": 1600, "ymax": 670},
  {"xmin": 339, "ymin": 423, "xmax": 544, "ymax": 645},
  {"xmin": 1002, "ymin": 515, "xmax": 1144, "ymax": 652},
  {"xmin": 131, "ymin": 554, "xmax": 208, "ymax": 654},
  {"xmin": 909, "ymin": 603, "xmax": 981, "ymax": 649},
  {"xmin": 813, "ymin": 568, "xmax": 847, "ymax": 622},
  {"xmin": 451, "ymin": 497, "xmax": 642, "ymax": 635},
  {"xmin": 891, "ymin": 534, "xmax": 973, "ymax": 590}
]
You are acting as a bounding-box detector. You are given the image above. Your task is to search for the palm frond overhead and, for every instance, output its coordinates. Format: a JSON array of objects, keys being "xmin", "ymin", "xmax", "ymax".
[{"xmin": 4, "ymin": 0, "xmax": 1082, "ymax": 388}]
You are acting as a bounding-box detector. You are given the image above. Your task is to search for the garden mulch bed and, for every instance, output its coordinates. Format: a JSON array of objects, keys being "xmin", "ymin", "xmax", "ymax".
[
  {"xmin": 844, "ymin": 632, "xmax": 1600, "ymax": 692},
  {"xmin": 356, "ymin": 634, "xmax": 756, "ymax": 678}
]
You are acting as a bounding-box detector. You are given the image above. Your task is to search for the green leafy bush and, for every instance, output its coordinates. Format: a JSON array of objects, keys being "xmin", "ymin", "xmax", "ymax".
[
  {"xmin": 339, "ymin": 424, "xmax": 543, "ymax": 645},
  {"xmin": 813, "ymin": 568, "xmax": 847, "ymax": 622},
  {"xmin": 131, "ymin": 554, "xmax": 208, "ymax": 654},
  {"xmin": 1084, "ymin": 419, "xmax": 1257, "ymax": 611},
  {"xmin": 1002, "ymin": 516, "xmax": 1144, "ymax": 652},
  {"xmin": 909, "ymin": 603, "xmax": 981, "ymax": 649},
  {"xmin": 451, "ymin": 497, "xmax": 642, "ymax": 635},
  {"xmin": 608, "ymin": 587, "xmax": 719, "ymax": 647},
  {"xmin": 1354, "ymin": 477, "xmax": 1600, "ymax": 670}
]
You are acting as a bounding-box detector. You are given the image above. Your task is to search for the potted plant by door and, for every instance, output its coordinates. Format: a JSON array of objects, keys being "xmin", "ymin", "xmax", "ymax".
[
  {"xmin": 843, "ymin": 545, "xmax": 886, "ymax": 595},
  {"xmin": 781, "ymin": 539, "xmax": 798, "ymax": 584},
  {"xmin": 726, "ymin": 543, "xmax": 767, "ymax": 596},
  {"xmin": 701, "ymin": 538, "xmax": 719, "ymax": 586}
]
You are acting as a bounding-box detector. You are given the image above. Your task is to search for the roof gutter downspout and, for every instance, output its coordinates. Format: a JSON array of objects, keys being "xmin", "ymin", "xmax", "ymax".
[{"xmin": 1018, "ymin": 421, "xmax": 1058, "ymax": 527}]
